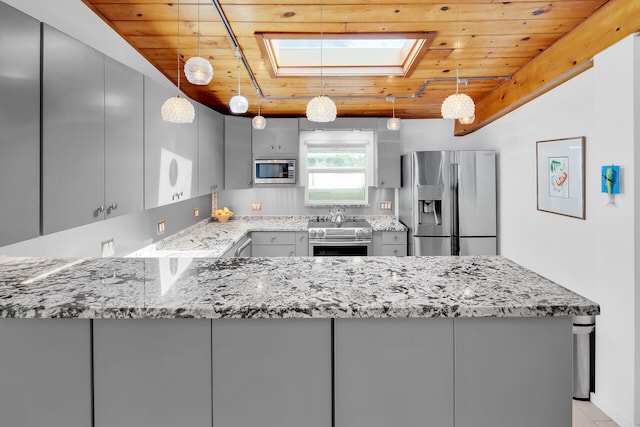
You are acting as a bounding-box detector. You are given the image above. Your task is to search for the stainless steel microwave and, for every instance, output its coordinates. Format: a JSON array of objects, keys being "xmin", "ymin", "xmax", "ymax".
[{"xmin": 254, "ymin": 159, "xmax": 296, "ymax": 184}]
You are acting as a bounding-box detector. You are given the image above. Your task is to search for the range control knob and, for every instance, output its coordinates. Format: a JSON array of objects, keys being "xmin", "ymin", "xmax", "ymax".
[
  {"xmin": 309, "ymin": 230, "xmax": 317, "ymax": 238},
  {"xmin": 355, "ymin": 229, "xmax": 365, "ymax": 239},
  {"xmin": 316, "ymin": 229, "xmax": 325, "ymax": 238}
]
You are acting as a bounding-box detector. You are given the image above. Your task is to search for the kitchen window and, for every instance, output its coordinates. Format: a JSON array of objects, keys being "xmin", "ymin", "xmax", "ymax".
[{"xmin": 300, "ymin": 131, "xmax": 374, "ymax": 206}]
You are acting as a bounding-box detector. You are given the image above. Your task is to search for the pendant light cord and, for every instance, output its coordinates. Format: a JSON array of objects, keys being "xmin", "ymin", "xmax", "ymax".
[
  {"xmin": 177, "ymin": 0, "xmax": 180, "ymax": 91},
  {"xmin": 237, "ymin": 55, "xmax": 241, "ymax": 96},
  {"xmin": 455, "ymin": 0, "xmax": 459, "ymax": 94},
  {"xmin": 197, "ymin": 0, "xmax": 201, "ymax": 57},
  {"xmin": 320, "ymin": 0, "xmax": 323, "ymax": 97}
]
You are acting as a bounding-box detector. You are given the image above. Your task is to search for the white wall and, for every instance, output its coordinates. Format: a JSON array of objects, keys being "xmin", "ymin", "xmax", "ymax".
[
  {"xmin": 634, "ymin": 34, "xmax": 640, "ymax": 427},
  {"xmin": 402, "ymin": 35, "xmax": 638, "ymax": 426}
]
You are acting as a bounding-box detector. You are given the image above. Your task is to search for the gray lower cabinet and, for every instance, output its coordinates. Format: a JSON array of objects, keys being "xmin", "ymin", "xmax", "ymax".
[
  {"xmin": 334, "ymin": 318, "xmax": 454, "ymax": 427},
  {"xmin": 376, "ymin": 118, "xmax": 401, "ymax": 188},
  {"xmin": 252, "ymin": 117, "xmax": 299, "ymax": 156},
  {"xmin": 212, "ymin": 319, "xmax": 332, "ymax": 427},
  {"xmin": 0, "ymin": 2, "xmax": 40, "ymax": 246},
  {"xmin": 42, "ymin": 25, "xmax": 105, "ymax": 234},
  {"xmin": 144, "ymin": 76, "xmax": 199, "ymax": 208},
  {"xmin": 454, "ymin": 317, "xmax": 572, "ymax": 427},
  {"xmin": 295, "ymin": 231, "xmax": 309, "ymax": 256},
  {"xmin": 93, "ymin": 319, "xmax": 212, "ymax": 427},
  {"xmin": 198, "ymin": 104, "xmax": 225, "ymax": 195},
  {"xmin": 252, "ymin": 231, "xmax": 296, "ymax": 257},
  {"xmin": 0, "ymin": 319, "xmax": 92, "ymax": 427},
  {"xmin": 372, "ymin": 231, "xmax": 407, "ymax": 256},
  {"xmin": 225, "ymin": 116, "xmax": 252, "ymax": 189},
  {"xmin": 104, "ymin": 57, "xmax": 144, "ymax": 219}
]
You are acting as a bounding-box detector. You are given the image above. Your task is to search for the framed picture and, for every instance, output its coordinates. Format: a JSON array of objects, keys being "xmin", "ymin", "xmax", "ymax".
[{"xmin": 536, "ymin": 137, "xmax": 585, "ymax": 219}]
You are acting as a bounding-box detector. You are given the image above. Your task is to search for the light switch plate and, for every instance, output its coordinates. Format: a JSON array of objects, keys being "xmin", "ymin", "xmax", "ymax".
[
  {"xmin": 380, "ymin": 201, "xmax": 393, "ymax": 211},
  {"xmin": 101, "ymin": 238, "xmax": 115, "ymax": 257},
  {"xmin": 157, "ymin": 220, "xmax": 166, "ymax": 235},
  {"xmin": 194, "ymin": 208, "xmax": 200, "ymax": 218},
  {"xmin": 252, "ymin": 201, "xmax": 261, "ymax": 211}
]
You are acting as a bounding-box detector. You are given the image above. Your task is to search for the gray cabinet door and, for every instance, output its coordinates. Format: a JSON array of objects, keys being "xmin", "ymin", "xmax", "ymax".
[
  {"xmin": 376, "ymin": 119, "xmax": 401, "ymax": 188},
  {"xmin": 334, "ymin": 318, "xmax": 454, "ymax": 427},
  {"xmin": 224, "ymin": 116, "xmax": 252, "ymax": 189},
  {"xmin": 212, "ymin": 319, "xmax": 332, "ymax": 427},
  {"xmin": 0, "ymin": 3, "xmax": 40, "ymax": 246},
  {"xmin": 252, "ymin": 117, "xmax": 299, "ymax": 156},
  {"xmin": 0, "ymin": 319, "xmax": 92, "ymax": 427},
  {"xmin": 145, "ymin": 77, "xmax": 199, "ymax": 208},
  {"xmin": 42, "ymin": 25, "xmax": 105, "ymax": 234},
  {"xmin": 454, "ymin": 317, "xmax": 572, "ymax": 427},
  {"xmin": 198, "ymin": 104, "xmax": 225, "ymax": 194},
  {"xmin": 105, "ymin": 57, "xmax": 144, "ymax": 219},
  {"xmin": 94, "ymin": 319, "xmax": 212, "ymax": 427}
]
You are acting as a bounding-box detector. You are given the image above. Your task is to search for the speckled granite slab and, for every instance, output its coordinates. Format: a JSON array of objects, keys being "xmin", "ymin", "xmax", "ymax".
[
  {"xmin": 0, "ymin": 256, "xmax": 599, "ymax": 319},
  {"xmin": 129, "ymin": 215, "xmax": 407, "ymax": 257}
]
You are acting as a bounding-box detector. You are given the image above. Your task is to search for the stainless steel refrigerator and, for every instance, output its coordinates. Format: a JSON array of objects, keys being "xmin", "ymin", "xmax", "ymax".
[{"xmin": 399, "ymin": 151, "xmax": 497, "ymax": 256}]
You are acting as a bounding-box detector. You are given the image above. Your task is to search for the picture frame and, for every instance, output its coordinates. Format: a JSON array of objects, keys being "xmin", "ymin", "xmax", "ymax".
[{"xmin": 536, "ymin": 137, "xmax": 585, "ymax": 219}]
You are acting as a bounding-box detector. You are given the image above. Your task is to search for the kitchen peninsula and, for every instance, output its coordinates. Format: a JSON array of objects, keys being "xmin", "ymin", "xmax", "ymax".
[{"xmin": 0, "ymin": 247, "xmax": 598, "ymax": 427}]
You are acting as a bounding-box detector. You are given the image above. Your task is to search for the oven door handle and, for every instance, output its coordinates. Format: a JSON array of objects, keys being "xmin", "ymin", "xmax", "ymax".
[{"xmin": 308, "ymin": 240, "xmax": 372, "ymax": 246}]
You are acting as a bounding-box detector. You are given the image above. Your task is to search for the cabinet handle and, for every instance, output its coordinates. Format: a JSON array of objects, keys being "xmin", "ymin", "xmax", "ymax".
[
  {"xmin": 289, "ymin": 251, "xmax": 294, "ymax": 257},
  {"xmin": 393, "ymin": 235, "xmax": 398, "ymax": 241},
  {"xmin": 97, "ymin": 205, "xmax": 105, "ymax": 214},
  {"xmin": 277, "ymin": 145, "xmax": 282, "ymax": 150},
  {"xmin": 380, "ymin": 181, "xmax": 385, "ymax": 186},
  {"xmin": 271, "ymin": 236, "xmax": 276, "ymax": 243},
  {"xmin": 269, "ymin": 145, "xmax": 274, "ymax": 150}
]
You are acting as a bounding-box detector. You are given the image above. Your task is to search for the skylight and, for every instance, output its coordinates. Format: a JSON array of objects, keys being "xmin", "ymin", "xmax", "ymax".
[{"xmin": 256, "ymin": 33, "xmax": 434, "ymax": 77}]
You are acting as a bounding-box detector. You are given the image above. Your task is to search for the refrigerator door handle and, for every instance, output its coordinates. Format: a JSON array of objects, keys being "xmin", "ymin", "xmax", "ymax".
[{"xmin": 450, "ymin": 163, "xmax": 460, "ymax": 255}]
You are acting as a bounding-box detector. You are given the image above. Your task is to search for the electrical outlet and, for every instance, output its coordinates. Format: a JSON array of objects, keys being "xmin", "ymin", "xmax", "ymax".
[
  {"xmin": 157, "ymin": 220, "xmax": 166, "ymax": 235},
  {"xmin": 194, "ymin": 208, "xmax": 200, "ymax": 218},
  {"xmin": 101, "ymin": 238, "xmax": 115, "ymax": 257},
  {"xmin": 252, "ymin": 201, "xmax": 261, "ymax": 211},
  {"xmin": 380, "ymin": 201, "xmax": 393, "ymax": 211}
]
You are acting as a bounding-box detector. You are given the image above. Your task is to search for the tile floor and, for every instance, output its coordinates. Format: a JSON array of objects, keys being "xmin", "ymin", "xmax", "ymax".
[{"xmin": 573, "ymin": 400, "xmax": 619, "ymax": 427}]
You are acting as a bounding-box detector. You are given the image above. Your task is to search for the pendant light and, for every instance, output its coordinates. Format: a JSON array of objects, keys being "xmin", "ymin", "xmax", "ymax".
[
  {"xmin": 229, "ymin": 49, "xmax": 249, "ymax": 114},
  {"xmin": 386, "ymin": 96, "xmax": 400, "ymax": 131},
  {"xmin": 441, "ymin": 0, "xmax": 475, "ymax": 121},
  {"xmin": 252, "ymin": 91, "xmax": 266, "ymax": 129},
  {"xmin": 306, "ymin": 0, "xmax": 336, "ymax": 122},
  {"xmin": 161, "ymin": 0, "xmax": 195, "ymax": 124},
  {"xmin": 184, "ymin": 0, "xmax": 213, "ymax": 85}
]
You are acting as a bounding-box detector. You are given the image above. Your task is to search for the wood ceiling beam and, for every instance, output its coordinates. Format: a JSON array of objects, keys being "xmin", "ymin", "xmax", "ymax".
[{"xmin": 456, "ymin": 0, "xmax": 640, "ymax": 135}]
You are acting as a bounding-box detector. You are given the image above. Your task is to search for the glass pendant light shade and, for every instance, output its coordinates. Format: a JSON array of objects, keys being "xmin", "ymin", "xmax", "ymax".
[
  {"xmin": 230, "ymin": 95, "xmax": 249, "ymax": 114},
  {"xmin": 306, "ymin": 95, "xmax": 337, "ymax": 122},
  {"xmin": 441, "ymin": 93, "xmax": 475, "ymax": 119},
  {"xmin": 458, "ymin": 114, "xmax": 475, "ymax": 125},
  {"xmin": 252, "ymin": 115, "xmax": 266, "ymax": 129},
  {"xmin": 387, "ymin": 117, "xmax": 401, "ymax": 131},
  {"xmin": 161, "ymin": 95, "xmax": 195, "ymax": 124},
  {"xmin": 184, "ymin": 56, "xmax": 213, "ymax": 85}
]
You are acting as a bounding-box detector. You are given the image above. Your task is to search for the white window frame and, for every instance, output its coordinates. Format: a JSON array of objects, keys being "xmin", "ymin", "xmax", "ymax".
[{"xmin": 300, "ymin": 130, "xmax": 375, "ymax": 207}]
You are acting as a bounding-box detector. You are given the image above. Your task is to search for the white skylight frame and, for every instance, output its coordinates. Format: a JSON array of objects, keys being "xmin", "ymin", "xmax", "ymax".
[{"xmin": 255, "ymin": 32, "xmax": 434, "ymax": 78}]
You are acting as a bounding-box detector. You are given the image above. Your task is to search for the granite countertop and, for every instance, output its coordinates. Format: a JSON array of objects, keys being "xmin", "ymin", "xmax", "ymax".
[
  {"xmin": 129, "ymin": 215, "xmax": 408, "ymax": 257},
  {"xmin": 0, "ymin": 255, "xmax": 600, "ymax": 319}
]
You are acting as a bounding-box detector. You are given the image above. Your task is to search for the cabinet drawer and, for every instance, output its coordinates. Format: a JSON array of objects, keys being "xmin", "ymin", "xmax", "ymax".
[
  {"xmin": 252, "ymin": 244, "xmax": 296, "ymax": 257},
  {"xmin": 252, "ymin": 231, "xmax": 296, "ymax": 245},
  {"xmin": 382, "ymin": 232, "xmax": 407, "ymax": 245},
  {"xmin": 381, "ymin": 245, "xmax": 407, "ymax": 257}
]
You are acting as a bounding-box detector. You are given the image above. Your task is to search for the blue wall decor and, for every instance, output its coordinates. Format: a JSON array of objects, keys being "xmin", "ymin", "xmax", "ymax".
[{"xmin": 601, "ymin": 165, "xmax": 620, "ymax": 194}]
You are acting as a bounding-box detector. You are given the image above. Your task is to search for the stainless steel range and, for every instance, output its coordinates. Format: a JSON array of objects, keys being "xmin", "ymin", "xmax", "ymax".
[{"xmin": 308, "ymin": 219, "xmax": 373, "ymax": 256}]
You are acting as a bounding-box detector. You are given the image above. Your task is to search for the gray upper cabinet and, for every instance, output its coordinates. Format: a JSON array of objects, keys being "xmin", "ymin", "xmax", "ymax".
[
  {"xmin": 104, "ymin": 57, "xmax": 144, "ymax": 219},
  {"xmin": 376, "ymin": 118, "xmax": 401, "ymax": 188},
  {"xmin": 144, "ymin": 77, "xmax": 199, "ymax": 208},
  {"xmin": 198, "ymin": 104, "xmax": 225, "ymax": 195},
  {"xmin": 252, "ymin": 118, "xmax": 299, "ymax": 156},
  {"xmin": 0, "ymin": 3, "xmax": 40, "ymax": 246},
  {"xmin": 42, "ymin": 25, "xmax": 105, "ymax": 235},
  {"xmin": 224, "ymin": 116, "xmax": 252, "ymax": 189}
]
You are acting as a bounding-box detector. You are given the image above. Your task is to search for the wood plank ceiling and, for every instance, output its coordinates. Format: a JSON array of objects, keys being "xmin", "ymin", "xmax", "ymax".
[{"xmin": 82, "ymin": 0, "xmax": 613, "ymax": 125}]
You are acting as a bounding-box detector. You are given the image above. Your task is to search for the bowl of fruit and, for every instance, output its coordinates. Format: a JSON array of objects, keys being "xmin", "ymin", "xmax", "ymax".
[{"xmin": 212, "ymin": 207, "xmax": 234, "ymax": 223}]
